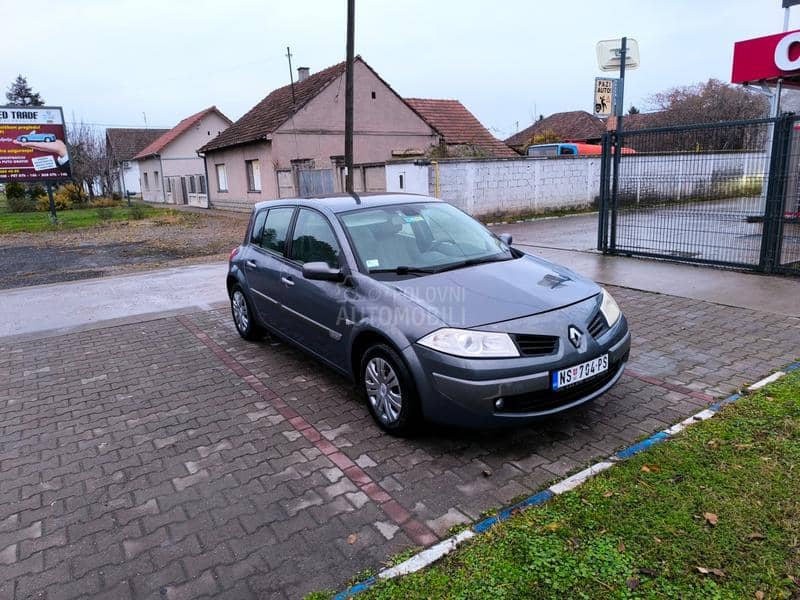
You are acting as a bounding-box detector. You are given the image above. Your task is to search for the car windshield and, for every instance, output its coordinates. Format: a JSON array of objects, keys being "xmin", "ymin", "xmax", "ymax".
[{"xmin": 339, "ymin": 202, "xmax": 513, "ymax": 277}]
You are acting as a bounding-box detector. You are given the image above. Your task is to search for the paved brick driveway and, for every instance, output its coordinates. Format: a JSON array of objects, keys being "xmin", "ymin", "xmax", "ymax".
[{"xmin": 1, "ymin": 286, "xmax": 799, "ymax": 599}]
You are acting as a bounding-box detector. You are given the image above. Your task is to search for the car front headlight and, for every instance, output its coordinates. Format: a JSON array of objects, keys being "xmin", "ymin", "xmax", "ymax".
[
  {"xmin": 417, "ymin": 328, "xmax": 520, "ymax": 358},
  {"xmin": 600, "ymin": 288, "xmax": 621, "ymax": 326}
]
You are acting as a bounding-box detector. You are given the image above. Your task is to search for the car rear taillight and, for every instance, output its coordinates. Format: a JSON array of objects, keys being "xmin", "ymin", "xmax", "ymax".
[{"xmin": 229, "ymin": 247, "xmax": 240, "ymax": 262}]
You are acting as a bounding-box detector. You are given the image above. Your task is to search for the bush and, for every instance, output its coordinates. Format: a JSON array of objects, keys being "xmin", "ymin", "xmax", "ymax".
[
  {"xmin": 128, "ymin": 204, "xmax": 146, "ymax": 220},
  {"xmin": 36, "ymin": 193, "xmax": 72, "ymax": 212},
  {"xmin": 111, "ymin": 192, "xmax": 122, "ymax": 201},
  {"xmin": 6, "ymin": 182, "xmax": 35, "ymax": 211},
  {"xmin": 89, "ymin": 197, "xmax": 119, "ymax": 208},
  {"xmin": 27, "ymin": 184, "xmax": 45, "ymax": 201},
  {"xmin": 56, "ymin": 183, "xmax": 86, "ymax": 206}
]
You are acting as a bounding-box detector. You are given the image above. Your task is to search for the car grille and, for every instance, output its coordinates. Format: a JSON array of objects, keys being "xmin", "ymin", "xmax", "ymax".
[
  {"xmin": 513, "ymin": 334, "xmax": 559, "ymax": 356},
  {"xmin": 587, "ymin": 311, "xmax": 608, "ymax": 339},
  {"xmin": 496, "ymin": 353, "xmax": 627, "ymax": 414}
]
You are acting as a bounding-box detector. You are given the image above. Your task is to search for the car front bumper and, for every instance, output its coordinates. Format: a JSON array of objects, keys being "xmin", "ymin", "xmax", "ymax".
[{"xmin": 403, "ymin": 314, "xmax": 631, "ymax": 428}]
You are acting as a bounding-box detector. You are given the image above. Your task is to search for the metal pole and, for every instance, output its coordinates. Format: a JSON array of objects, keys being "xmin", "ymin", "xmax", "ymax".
[
  {"xmin": 286, "ymin": 47, "xmax": 296, "ymax": 106},
  {"xmin": 46, "ymin": 182, "xmax": 57, "ymax": 224},
  {"xmin": 609, "ymin": 36, "xmax": 627, "ymax": 251},
  {"xmin": 344, "ymin": 0, "xmax": 355, "ymax": 193}
]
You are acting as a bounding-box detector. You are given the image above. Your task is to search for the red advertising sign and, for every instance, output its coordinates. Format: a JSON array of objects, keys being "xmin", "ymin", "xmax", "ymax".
[
  {"xmin": 731, "ymin": 29, "xmax": 800, "ymax": 86},
  {"xmin": 0, "ymin": 106, "xmax": 71, "ymax": 182}
]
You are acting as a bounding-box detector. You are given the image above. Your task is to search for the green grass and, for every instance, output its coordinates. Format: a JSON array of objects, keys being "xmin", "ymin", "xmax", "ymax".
[
  {"xmin": 325, "ymin": 369, "xmax": 800, "ymax": 600},
  {"xmin": 0, "ymin": 202, "xmax": 182, "ymax": 234}
]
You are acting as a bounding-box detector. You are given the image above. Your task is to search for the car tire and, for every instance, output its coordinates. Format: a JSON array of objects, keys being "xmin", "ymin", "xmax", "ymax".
[
  {"xmin": 230, "ymin": 284, "xmax": 264, "ymax": 341},
  {"xmin": 360, "ymin": 344, "xmax": 420, "ymax": 436},
  {"xmin": 19, "ymin": 137, "xmax": 27, "ymax": 143}
]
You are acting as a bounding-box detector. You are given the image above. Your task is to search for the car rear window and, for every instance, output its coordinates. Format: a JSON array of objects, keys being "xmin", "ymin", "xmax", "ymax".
[{"xmin": 259, "ymin": 207, "xmax": 294, "ymax": 255}]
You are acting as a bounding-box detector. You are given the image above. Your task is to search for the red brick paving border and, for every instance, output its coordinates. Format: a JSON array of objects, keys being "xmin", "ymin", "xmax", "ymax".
[{"xmin": 176, "ymin": 316, "xmax": 439, "ymax": 548}]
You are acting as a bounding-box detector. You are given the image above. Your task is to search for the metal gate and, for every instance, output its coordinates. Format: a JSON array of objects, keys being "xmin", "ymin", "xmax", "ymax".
[{"xmin": 598, "ymin": 114, "xmax": 800, "ymax": 274}]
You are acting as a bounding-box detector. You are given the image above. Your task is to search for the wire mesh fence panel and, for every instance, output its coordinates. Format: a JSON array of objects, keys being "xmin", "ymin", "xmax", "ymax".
[
  {"xmin": 607, "ymin": 119, "xmax": 774, "ymax": 269},
  {"xmin": 776, "ymin": 118, "xmax": 800, "ymax": 273}
]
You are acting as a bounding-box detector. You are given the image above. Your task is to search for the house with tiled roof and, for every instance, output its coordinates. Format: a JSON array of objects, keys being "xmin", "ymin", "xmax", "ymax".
[
  {"xmin": 505, "ymin": 110, "xmax": 605, "ymax": 154},
  {"xmin": 106, "ymin": 128, "xmax": 169, "ymax": 196},
  {"xmin": 198, "ymin": 57, "xmax": 439, "ymax": 211},
  {"xmin": 404, "ymin": 98, "xmax": 517, "ymax": 158},
  {"xmin": 133, "ymin": 106, "xmax": 231, "ymax": 206}
]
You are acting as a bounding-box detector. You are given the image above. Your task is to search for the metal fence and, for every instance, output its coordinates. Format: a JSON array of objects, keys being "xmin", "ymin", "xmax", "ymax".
[{"xmin": 598, "ymin": 114, "xmax": 800, "ymax": 275}]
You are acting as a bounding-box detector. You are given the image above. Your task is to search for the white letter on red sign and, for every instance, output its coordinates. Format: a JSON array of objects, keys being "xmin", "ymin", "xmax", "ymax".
[{"xmin": 774, "ymin": 31, "xmax": 800, "ymax": 71}]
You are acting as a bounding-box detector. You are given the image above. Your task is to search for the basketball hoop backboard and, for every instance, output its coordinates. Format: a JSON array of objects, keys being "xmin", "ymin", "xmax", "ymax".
[{"xmin": 596, "ymin": 38, "xmax": 640, "ymax": 71}]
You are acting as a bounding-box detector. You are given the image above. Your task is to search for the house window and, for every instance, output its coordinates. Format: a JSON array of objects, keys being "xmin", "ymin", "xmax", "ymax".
[
  {"xmin": 199, "ymin": 175, "xmax": 207, "ymax": 194},
  {"xmin": 165, "ymin": 178, "xmax": 172, "ymax": 193},
  {"xmin": 371, "ymin": 91, "xmax": 376, "ymax": 99},
  {"xmin": 399, "ymin": 174, "xmax": 404, "ymax": 190},
  {"xmin": 215, "ymin": 164, "xmax": 228, "ymax": 192},
  {"xmin": 154, "ymin": 171, "xmax": 160, "ymax": 189},
  {"xmin": 189, "ymin": 177, "xmax": 196, "ymax": 194},
  {"xmin": 143, "ymin": 172, "xmax": 149, "ymax": 190},
  {"xmin": 246, "ymin": 159, "xmax": 261, "ymax": 192}
]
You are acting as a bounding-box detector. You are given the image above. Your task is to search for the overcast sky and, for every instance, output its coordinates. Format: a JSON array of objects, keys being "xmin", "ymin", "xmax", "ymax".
[{"xmin": 4, "ymin": 0, "xmax": 799, "ymax": 140}]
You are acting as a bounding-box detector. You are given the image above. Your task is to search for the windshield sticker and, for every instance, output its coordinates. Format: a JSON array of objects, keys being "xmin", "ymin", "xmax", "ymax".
[
  {"xmin": 403, "ymin": 215, "xmax": 424, "ymax": 223},
  {"xmin": 366, "ymin": 259, "xmax": 380, "ymax": 269}
]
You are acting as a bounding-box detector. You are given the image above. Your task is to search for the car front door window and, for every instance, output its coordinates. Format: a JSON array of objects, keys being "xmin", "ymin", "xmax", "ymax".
[{"xmin": 289, "ymin": 209, "xmax": 341, "ymax": 267}]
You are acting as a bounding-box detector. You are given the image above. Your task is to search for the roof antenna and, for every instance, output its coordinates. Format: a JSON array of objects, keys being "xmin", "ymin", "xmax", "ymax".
[
  {"xmin": 350, "ymin": 191, "xmax": 361, "ymax": 204},
  {"xmin": 286, "ymin": 46, "xmax": 296, "ymax": 106}
]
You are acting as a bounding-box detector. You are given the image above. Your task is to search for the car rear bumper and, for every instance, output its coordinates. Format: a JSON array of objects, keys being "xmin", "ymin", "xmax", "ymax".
[{"xmin": 404, "ymin": 318, "xmax": 631, "ymax": 428}]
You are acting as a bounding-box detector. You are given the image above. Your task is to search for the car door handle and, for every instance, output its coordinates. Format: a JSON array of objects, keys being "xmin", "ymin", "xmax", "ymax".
[
  {"xmin": 245, "ymin": 260, "xmax": 257, "ymax": 268},
  {"xmin": 281, "ymin": 275, "xmax": 295, "ymax": 286}
]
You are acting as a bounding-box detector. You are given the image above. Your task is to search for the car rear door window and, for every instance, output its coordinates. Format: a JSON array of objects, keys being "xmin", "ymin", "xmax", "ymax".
[
  {"xmin": 289, "ymin": 209, "xmax": 341, "ymax": 267},
  {"xmin": 250, "ymin": 209, "xmax": 268, "ymax": 244},
  {"xmin": 260, "ymin": 207, "xmax": 295, "ymax": 255}
]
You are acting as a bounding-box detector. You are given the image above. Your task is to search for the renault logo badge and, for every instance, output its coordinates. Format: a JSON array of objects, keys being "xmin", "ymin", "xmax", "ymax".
[{"xmin": 568, "ymin": 326, "xmax": 583, "ymax": 349}]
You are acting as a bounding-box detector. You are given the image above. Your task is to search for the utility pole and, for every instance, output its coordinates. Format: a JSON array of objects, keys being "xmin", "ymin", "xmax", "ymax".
[
  {"xmin": 286, "ymin": 46, "xmax": 296, "ymax": 105},
  {"xmin": 344, "ymin": 0, "xmax": 355, "ymax": 192}
]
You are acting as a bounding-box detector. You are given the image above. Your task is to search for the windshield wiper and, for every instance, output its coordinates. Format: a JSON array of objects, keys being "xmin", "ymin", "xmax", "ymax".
[
  {"xmin": 434, "ymin": 254, "xmax": 513, "ymax": 273},
  {"xmin": 370, "ymin": 266, "xmax": 438, "ymax": 276}
]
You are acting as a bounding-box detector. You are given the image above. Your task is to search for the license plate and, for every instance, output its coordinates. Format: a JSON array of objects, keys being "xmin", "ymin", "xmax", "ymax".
[{"xmin": 552, "ymin": 354, "xmax": 609, "ymax": 390}]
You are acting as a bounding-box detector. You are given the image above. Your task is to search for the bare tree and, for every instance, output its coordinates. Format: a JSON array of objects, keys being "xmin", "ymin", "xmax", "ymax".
[
  {"xmin": 636, "ymin": 79, "xmax": 771, "ymax": 152},
  {"xmin": 66, "ymin": 121, "xmax": 110, "ymax": 200}
]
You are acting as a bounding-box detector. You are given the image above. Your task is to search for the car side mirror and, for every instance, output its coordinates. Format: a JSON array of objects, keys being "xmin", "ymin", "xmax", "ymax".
[
  {"xmin": 302, "ymin": 261, "xmax": 345, "ymax": 282},
  {"xmin": 498, "ymin": 233, "xmax": 513, "ymax": 245}
]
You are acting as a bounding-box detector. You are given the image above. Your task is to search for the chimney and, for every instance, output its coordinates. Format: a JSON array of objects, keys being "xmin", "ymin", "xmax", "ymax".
[{"xmin": 297, "ymin": 67, "xmax": 310, "ymax": 82}]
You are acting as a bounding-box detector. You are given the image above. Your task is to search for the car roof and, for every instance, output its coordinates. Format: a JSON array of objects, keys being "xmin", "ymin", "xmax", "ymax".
[{"xmin": 253, "ymin": 192, "xmax": 439, "ymax": 214}]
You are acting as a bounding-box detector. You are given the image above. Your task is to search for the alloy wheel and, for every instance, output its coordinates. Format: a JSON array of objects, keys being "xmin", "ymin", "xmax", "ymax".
[
  {"xmin": 232, "ymin": 290, "xmax": 250, "ymax": 333},
  {"xmin": 364, "ymin": 357, "xmax": 403, "ymax": 424}
]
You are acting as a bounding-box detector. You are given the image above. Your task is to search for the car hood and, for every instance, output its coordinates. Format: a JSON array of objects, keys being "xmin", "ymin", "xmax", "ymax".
[{"xmin": 388, "ymin": 254, "xmax": 599, "ymax": 329}]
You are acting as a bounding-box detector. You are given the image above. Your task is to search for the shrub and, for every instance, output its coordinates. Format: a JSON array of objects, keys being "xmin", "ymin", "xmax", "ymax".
[
  {"xmin": 6, "ymin": 183, "xmax": 35, "ymax": 212},
  {"xmin": 36, "ymin": 193, "xmax": 72, "ymax": 212},
  {"xmin": 5, "ymin": 182, "xmax": 26, "ymax": 200},
  {"xmin": 128, "ymin": 204, "xmax": 146, "ymax": 220},
  {"xmin": 57, "ymin": 183, "xmax": 86, "ymax": 206},
  {"xmin": 27, "ymin": 184, "xmax": 45, "ymax": 201},
  {"xmin": 89, "ymin": 197, "xmax": 119, "ymax": 208},
  {"xmin": 111, "ymin": 192, "xmax": 122, "ymax": 201}
]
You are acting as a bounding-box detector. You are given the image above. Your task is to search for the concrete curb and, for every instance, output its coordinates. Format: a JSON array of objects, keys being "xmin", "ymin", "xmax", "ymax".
[{"xmin": 332, "ymin": 361, "xmax": 800, "ymax": 600}]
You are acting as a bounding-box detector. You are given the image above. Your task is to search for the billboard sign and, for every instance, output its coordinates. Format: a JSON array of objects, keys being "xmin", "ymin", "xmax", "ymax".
[
  {"xmin": 594, "ymin": 77, "xmax": 618, "ymax": 117},
  {"xmin": 0, "ymin": 106, "xmax": 70, "ymax": 183},
  {"xmin": 731, "ymin": 29, "xmax": 800, "ymax": 85}
]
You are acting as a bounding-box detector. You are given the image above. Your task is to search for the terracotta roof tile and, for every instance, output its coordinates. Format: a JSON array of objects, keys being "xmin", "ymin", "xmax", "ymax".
[
  {"xmin": 505, "ymin": 110, "xmax": 605, "ymax": 149},
  {"xmin": 106, "ymin": 128, "xmax": 169, "ymax": 162},
  {"xmin": 134, "ymin": 106, "xmax": 230, "ymax": 159},
  {"xmin": 405, "ymin": 98, "xmax": 517, "ymax": 158},
  {"xmin": 199, "ymin": 60, "xmax": 349, "ymax": 153}
]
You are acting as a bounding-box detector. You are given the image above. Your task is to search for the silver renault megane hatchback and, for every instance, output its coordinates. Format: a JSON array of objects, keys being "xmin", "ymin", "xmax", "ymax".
[{"xmin": 227, "ymin": 194, "xmax": 630, "ymax": 434}]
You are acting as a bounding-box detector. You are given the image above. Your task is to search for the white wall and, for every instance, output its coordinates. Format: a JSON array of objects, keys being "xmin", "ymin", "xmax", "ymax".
[
  {"xmin": 386, "ymin": 163, "xmax": 428, "ymax": 194},
  {"xmin": 421, "ymin": 152, "xmax": 767, "ymax": 218}
]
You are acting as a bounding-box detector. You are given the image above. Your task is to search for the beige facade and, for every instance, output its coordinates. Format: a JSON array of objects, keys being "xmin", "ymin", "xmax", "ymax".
[
  {"xmin": 205, "ymin": 60, "xmax": 438, "ymax": 211},
  {"xmin": 136, "ymin": 110, "xmax": 230, "ymax": 206}
]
